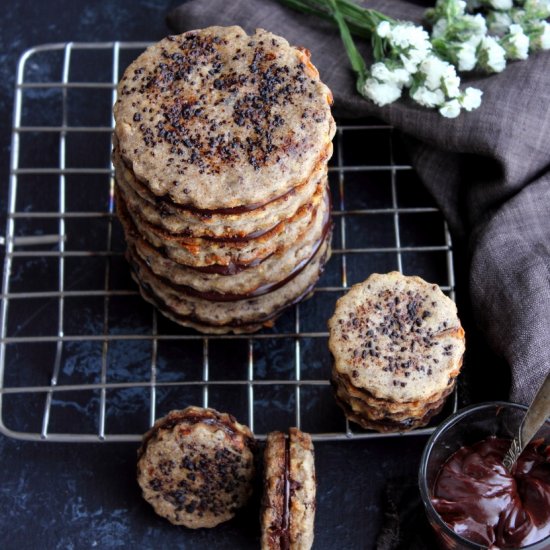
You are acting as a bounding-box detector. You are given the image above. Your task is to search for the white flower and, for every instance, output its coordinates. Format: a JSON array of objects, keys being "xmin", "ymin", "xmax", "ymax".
[
  {"xmin": 400, "ymin": 46, "xmax": 431, "ymax": 73},
  {"xmin": 392, "ymin": 67, "xmax": 413, "ymax": 86},
  {"xmin": 431, "ymin": 18, "xmax": 448, "ymax": 39},
  {"xmin": 377, "ymin": 21, "xmax": 391, "ymax": 38},
  {"xmin": 371, "ymin": 62, "xmax": 392, "ymax": 81},
  {"xmin": 370, "ymin": 62, "xmax": 412, "ymax": 87},
  {"xmin": 531, "ymin": 0, "xmax": 550, "ymax": 18},
  {"xmin": 411, "ymin": 86, "xmax": 446, "ymax": 107},
  {"xmin": 505, "ymin": 24, "xmax": 530, "ymax": 59},
  {"xmin": 442, "ymin": 67, "xmax": 461, "ymax": 98},
  {"xmin": 460, "ymin": 87, "xmax": 483, "ymax": 110},
  {"xmin": 455, "ymin": 0, "xmax": 468, "ymax": 14},
  {"xmin": 457, "ymin": 36, "xmax": 481, "ymax": 71},
  {"xmin": 418, "ymin": 55, "xmax": 460, "ymax": 97},
  {"xmin": 532, "ymin": 21, "xmax": 550, "ymax": 50},
  {"xmin": 486, "ymin": 11, "xmax": 512, "ymax": 35},
  {"xmin": 439, "ymin": 99, "xmax": 462, "ymax": 118},
  {"xmin": 488, "ymin": 0, "xmax": 513, "ymax": 9},
  {"xmin": 420, "ymin": 55, "xmax": 449, "ymax": 90},
  {"xmin": 478, "ymin": 36, "xmax": 507, "ymax": 72},
  {"xmin": 463, "ymin": 13, "xmax": 488, "ymax": 37},
  {"xmin": 363, "ymin": 78, "xmax": 402, "ymax": 106},
  {"xmin": 390, "ymin": 23, "xmax": 431, "ymax": 50}
]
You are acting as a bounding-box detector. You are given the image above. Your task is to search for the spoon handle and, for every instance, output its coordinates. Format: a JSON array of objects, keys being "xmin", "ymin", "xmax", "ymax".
[{"xmin": 503, "ymin": 373, "xmax": 550, "ymax": 472}]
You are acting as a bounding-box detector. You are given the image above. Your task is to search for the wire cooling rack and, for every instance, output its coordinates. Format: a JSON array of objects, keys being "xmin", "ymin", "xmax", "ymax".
[{"xmin": 0, "ymin": 42, "xmax": 457, "ymax": 442}]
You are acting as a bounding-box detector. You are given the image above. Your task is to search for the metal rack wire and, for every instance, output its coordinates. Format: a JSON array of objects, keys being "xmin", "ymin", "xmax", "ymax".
[{"xmin": 0, "ymin": 42, "xmax": 457, "ymax": 442}]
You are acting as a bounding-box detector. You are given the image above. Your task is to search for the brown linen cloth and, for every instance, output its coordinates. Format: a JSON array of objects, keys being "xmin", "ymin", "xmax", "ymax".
[{"xmin": 167, "ymin": 0, "xmax": 550, "ymax": 405}]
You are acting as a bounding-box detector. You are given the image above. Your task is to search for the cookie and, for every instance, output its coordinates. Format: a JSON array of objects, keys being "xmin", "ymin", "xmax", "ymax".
[
  {"xmin": 127, "ymin": 229, "xmax": 331, "ymax": 331},
  {"xmin": 114, "ymin": 26, "xmax": 335, "ymax": 209},
  {"xmin": 329, "ymin": 272, "xmax": 465, "ymax": 432},
  {"xmin": 113, "ymin": 142, "xmax": 330, "ymax": 239},
  {"xmin": 261, "ymin": 428, "xmax": 316, "ymax": 550},
  {"xmin": 137, "ymin": 407, "xmax": 256, "ymax": 528}
]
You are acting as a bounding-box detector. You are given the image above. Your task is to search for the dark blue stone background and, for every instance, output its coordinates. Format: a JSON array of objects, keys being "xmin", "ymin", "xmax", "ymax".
[{"xmin": 0, "ymin": 1, "xmax": 508, "ymax": 548}]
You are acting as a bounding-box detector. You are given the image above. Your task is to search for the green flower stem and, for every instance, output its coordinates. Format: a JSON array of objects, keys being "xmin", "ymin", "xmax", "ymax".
[
  {"xmin": 279, "ymin": 0, "xmax": 400, "ymax": 92},
  {"xmin": 278, "ymin": 0, "xmax": 331, "ymax": 19},
  {"xmin": 325, "ymin": 0, "xmax": 369, "ymax": 92},
  {"xmin": 278, "ymin": 0, "xmax": 394, "ymax": 38},
  {"xmin": 335, "ymin": 0, "xmax": 392, "ymax": 30}
]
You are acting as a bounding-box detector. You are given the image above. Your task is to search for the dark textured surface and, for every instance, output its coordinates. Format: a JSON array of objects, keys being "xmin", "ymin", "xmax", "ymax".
[{"xmin": 0, "ymin": 1, "xmax": 509, "ymax": 549}]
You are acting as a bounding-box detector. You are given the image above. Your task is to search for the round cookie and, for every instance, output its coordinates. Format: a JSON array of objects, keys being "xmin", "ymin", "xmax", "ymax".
[
  {"xmin": 261, "ymin": 428, "xmax": 316, "ymax": 550},
  {"xmin": 114, "ymin": 26, "xmax": 335, "ymax": 209},
  {"xmin": 112, "ymin": 143, "xmax": 330, "ymax": 239},
  {"xmin": 127, "ymin": 230, "xmax": 331, "ymax": 331},
  {"xmin": 137, "ymin": 407, "xmax": 255, "ymax": 528},
  {"xmin": 329, "ymin": 272, "xmax": 465, "ymax": 403},
  {"xmin": 328, "ymin": 272, "xmax": 465, "ymax": 432}
]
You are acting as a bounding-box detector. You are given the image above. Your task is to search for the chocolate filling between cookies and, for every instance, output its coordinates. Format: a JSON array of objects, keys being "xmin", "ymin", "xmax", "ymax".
[
  {"xmin": 132, "ymin": 259, "xmax": 326, "ymax": 329},
  {"xmin": 127, "ymin": 217, "xmax": 332, "ymax": 302}
]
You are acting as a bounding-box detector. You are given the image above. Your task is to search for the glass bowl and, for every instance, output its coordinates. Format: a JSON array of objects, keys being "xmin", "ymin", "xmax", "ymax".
[{"xmin": 418, "ymin": 401, "xmax": 550, "ymax": 550}]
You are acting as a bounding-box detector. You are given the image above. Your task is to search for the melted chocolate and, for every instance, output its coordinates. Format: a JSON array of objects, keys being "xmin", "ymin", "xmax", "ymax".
[
  {"xmin": 184, "ymin": 254, "xmax": 271, "ymax": 276},
  {"xmin": 432, "ymin": 436, "xmax": 550, "ymax": 548},
  {"xmin": 139, "ymin": 409, "xmax": 251, "ymax": 458}
]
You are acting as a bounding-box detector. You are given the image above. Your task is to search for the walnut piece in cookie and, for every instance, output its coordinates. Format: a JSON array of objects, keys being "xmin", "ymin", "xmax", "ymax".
[{"xmin": 137, "ymin": 406, "xmax": 256, "ymax": 528}]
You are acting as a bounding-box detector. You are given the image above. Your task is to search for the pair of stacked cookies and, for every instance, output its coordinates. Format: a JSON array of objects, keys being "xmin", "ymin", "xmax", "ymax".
[
  {"xmin": 113, "ymin": 26, "xmax": 335, "ymax": 333},
  {"xmin": 329, "ymin": 272, "xmax": 465, "ymax": 432}
]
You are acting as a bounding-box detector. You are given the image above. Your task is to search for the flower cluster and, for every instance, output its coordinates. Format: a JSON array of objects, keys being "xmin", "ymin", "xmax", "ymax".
[
  {"xmin": 280, "ymin": 0, "xmax": 550, "ymax": 118},
  {"xmin": 427, "ymin": 0, "xmax": 550, "ymax": 74},
  {"xmin": 363, "ymin": 20, "xmax": 482, "ymax": 117}
]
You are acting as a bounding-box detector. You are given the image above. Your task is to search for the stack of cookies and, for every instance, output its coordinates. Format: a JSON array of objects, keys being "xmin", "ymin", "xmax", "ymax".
[
  {"xmin": 328, "ymin": 272, "xmax": 465, "ymax": 433},
  {"xmin": 113, "ymin": 26, "xmax": 335, "ymax": 334}
]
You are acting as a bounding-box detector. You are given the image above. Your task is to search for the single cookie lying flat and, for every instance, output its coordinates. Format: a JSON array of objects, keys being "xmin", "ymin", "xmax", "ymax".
[{"xmin": 137, "ymin": 407, "xmax": 255, "ymax": 528}]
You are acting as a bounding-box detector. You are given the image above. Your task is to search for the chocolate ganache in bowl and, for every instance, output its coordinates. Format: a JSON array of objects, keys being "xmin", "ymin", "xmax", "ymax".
[{"xmin": 419, "ymin": 402, "xmax": 550, "ymax": 550}]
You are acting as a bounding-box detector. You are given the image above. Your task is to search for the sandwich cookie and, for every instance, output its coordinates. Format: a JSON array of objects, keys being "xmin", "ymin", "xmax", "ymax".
[
  {"xmin": 329, "ymin": 272, "xmax": 465, "ymax": 432},
  {"xmin": 113, "ymin": 26, "xmax": 336, "ymax": 334},
  {"xmin": 137, "ymin": 407, "xmax": 256, "ymax": 528},
  {"xmin": 261, "ymin": 428, "xmax": 316, "ymax": 550}
]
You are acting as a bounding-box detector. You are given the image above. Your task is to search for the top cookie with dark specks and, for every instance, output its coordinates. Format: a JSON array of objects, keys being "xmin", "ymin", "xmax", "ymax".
[
  {"xmin": 328, "ymin": 272, "xmax": 465, "ymax": 404},
  {"xmin": 114, "ymin": 26, "xmax": 335, "ymax": 209},
  {"xmin": 137, "ymin": 406, "xmax": 256, "ymax": 528}
]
